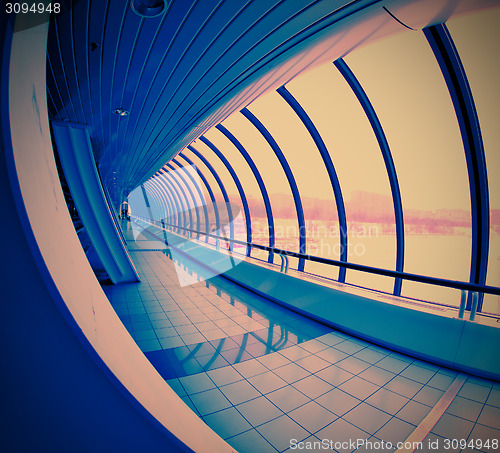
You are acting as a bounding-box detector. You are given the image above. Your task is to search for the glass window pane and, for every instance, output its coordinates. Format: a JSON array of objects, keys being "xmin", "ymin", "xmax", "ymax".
[
  {"xmin": 180, "ymin": 149, "xmax": 228, "ymax": 246},
  {"xmin": 286, "ymin": 63, "xmax": 397, "ymax": 293},
  {"xmin": 221, "ymin": 112, "xmax": 301, "ymax": 268},
  {"xmin": 245, "ymin": 90, "xmax": 341, "ymax": 280},
  {"xmin": 447, "ymin": 8, "xmax": 500, "ymax": 313},
  {"xmin": 190, "ymin": 137, "xmax": 248, "ymax": 255},
  {"xmin": 345, "ymin": 29, "xmax": 472, "ymax": 306},
  {"xmin": 203, "ymin": 127, "xmax": 270, "ymax": 263}
]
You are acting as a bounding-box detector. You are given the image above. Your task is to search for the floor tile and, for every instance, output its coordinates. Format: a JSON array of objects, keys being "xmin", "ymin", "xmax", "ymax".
[
  {"xmin": 256, "ymin": 415, "xmax": 310, "ymax": 452},
  {"xmin": 395, "ymin": 399, "xmax": 431, "ymax": 426},
  {"xmin": 431, "ymin": 413, "xmax": 474, "ymax": 440},
  {"xmin": 292, "ymin": 375, "xmax": 333, "ymax": 399},
  {"xmin": 189, "ymin": 388, "xmax": 231, "ymax": 416},
  {"xmin": 400, "ymin": 363, "xmax": 437, "ymax": 384},
  {"xmin": 366, "ymin": 387, "xmax": 409, "ymax": 415},
  {"xmin": 358, "ymin": 365, "xmax": 396, "ymax": 387},
  {"xmin": 343, "ymin": 402, "xmax": 392, "ymax": 434},
  {"xmin": 233, "ymin": 358, "xmax": 269, "ymax": 378},
  {"xmin": 207, "ymin": 365, "xmax": 243, "ymax": 387},
  {"xmin": 375, "ymin": 356, "xmax": 411, "ymax": 374},
  {"xmin": 257, "ymin": 352, "xmax": 292, "ymax": 370},
  {"xmin": 336, "ymin": 356, "xmax": 371, "ymax": 375},
  {"xmin": 297, "ymin": 339, "xmax": 327, "ymax": 353},
  {"xmin": 427, "ymin": 371, "xmax": 457, "ymax": 391},
  {"xmin": 317, "ymin": 333, "xmax": 347, "ymax": 347},
  {"xmin": 288, "ymin": 401, "xmax": 337, "ymax": 434},
  {"xmin": 226, "ymin": 429, "xmax": 278, "ymax": 453},
  {"xmin": 274, "ymin": 362, "xmax": 311, "ymax": 384},
  {"xmin": 316, "ymin": 418, "xmax": 368, "ymax": 453},
  {"xmin": 486, "ymin": 388, "xmax": 500, "ymax": 408},
  {"xmin": 374, "ymin": 417, "xmax": 415, "ymax": 444},
  {"xmin": 413, "ymin": 385, "xmax": 445, "ymax": 407},
  {"xmin": 315, "ymin": 347, "xmax": 349, "ymax": 364},
  {"xmin": 334, "ymin": 340, "xmax": 366, "ymax": 355},
  {"xmin": 248, "ymin": 371, "xmax": 288, "ymax": 395},
  {"xmin": 203, "ymin": 407, "xmax": 252, "ymax": 439},
  {"xmin": 265, "ymin": 385, "xmax": 312, "ymax": 413},
  {"xmin": 179, "ymin": 372, "xmax": 215, "ymax": 394},
  {"xmin": 459, "ymin": 381, "xmax": 491, "ymax": 403},
  {"xmin": 468, "ymin": 423, "xmax": 500, "ymax": 448},
  {"xmin": 280, "ymin": 345, "xmax": 312, "ymax": 361},
  {"xmin": 384, "ymin": 375, "xmax": 424, "ymax": 399},
  {"xmin": 338, "ymin": 376, "xmax": 379, "ymax": 400},
  {"xmin": 353, "ymin": 348, "xmax": 387, "ymax": 364},
  {"xmin": 219, "ymin": 379, "xmax": 261, "ymax": 405},
  {"xmin": 477, "ymin": 404, "xmax": 500, "ymax": 429},
  {"xmin": 316, "ymin": 388, "xmax": 361, "ymax": 417},
  {"xmin": 316, "ymin": 365, "xmax": 354, "ymax": 387},
  {"xmin": 295, "ymin": 354, "xmax": 331, "ymax": 373},
  {"xmin": 445, "ymin": 395, "xmax": 483, "ymax": 422},
  {"xmin": 236, "ymin": 396, "xmax": 283, "ymax": 427},
  {"xmin": 135, "ymin": 338, "xmax": 161, "ymax": 352}
]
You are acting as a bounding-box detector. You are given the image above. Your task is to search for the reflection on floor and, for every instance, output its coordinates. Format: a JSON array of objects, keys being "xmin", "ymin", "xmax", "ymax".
[{"xmin": 103, "ymin": 221, "xmax": 500, "ymax": 453}]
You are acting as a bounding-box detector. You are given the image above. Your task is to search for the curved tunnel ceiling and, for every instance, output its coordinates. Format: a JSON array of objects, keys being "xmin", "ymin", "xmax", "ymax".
[{"xmin": 46, "ymin": 0, "xmax": 493, "ymax": 203}]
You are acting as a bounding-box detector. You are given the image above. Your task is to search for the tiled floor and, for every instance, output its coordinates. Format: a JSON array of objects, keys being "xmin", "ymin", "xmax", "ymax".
[{"xmin": 103, "ymin": 220, "xmax": 500, "ymax": 453}]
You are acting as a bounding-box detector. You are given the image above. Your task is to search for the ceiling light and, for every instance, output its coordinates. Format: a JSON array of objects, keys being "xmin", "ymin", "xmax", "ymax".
[
  {"xmin": 113, "ymin": 108, "xmax": 129, "ymax": 116},
  {"xmin": 131, "ymin": 0, "xmax": 165, "ymax": 18}
]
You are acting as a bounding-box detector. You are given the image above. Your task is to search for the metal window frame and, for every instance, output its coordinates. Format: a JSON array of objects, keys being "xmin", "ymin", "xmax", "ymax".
[
  {"xmin": 178, "ymin": 153, "xmax": 221, "ymax": 242},
  {"xmin": 187, "ymin": 144, "xmax": 235, "ymax": 251},
  {"xmin": 216, "ymin": 123, "xmax": 275, "ymax": 263},
  {"xmin": 277, "ymin": 85, "xmax": 348, "ymax": 282},
  {"xmin": 199, "ymin": 135, "xmax": 253, "ymax": 257},
  {"xmin": 241, "ymin": 107, "xmax": 307, "ymax": 271},
  {"xmin": 171, "ymin": 158, "xmax": 211, "ymax": 242},
  {"xmin": 334, "ymin": 58, "xmax": 405, "ymax": 296},
  {"xmin": 424, "ymin": 23, "xmax": 489, "ymax": 312},
  {"xmin": 156, "ymin": 169, "xmax": 193, "ymax": 231},
  {"xmin": 165, "ymin": 163, "xmax": 202, "ymax": 239}
]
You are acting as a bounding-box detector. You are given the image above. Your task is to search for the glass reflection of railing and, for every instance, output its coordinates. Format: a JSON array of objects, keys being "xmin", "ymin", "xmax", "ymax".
[{"xmin": 132, "ymin": 216, "xmax": 500, "ymax": 318}]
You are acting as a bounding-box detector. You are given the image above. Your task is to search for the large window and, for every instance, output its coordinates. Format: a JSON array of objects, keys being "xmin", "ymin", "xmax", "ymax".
[
  {"xmin": 286, "ymin": 63, "xmax": 397, "ymax": 293},
  {"xmin": 345, "ymin": 29, "xmax": 471, "ymax": 306},
  {"xmin": 447, "ymin": 8, "xmax": 500, "ymax": 313}
]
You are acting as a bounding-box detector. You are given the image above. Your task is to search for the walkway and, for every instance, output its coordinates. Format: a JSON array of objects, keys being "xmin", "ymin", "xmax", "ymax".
[{"xmin": 102, "ymin": 220, "xmax": 500, "ymax": 453}]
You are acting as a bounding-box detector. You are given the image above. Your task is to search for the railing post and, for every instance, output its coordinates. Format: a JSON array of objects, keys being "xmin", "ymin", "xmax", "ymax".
[
  {"xmin": 216, "ymin": 239, "xmax": 220, "ymax": 251},
  {"xmin": 469, "ymin": 292, "xmax": 479, "ymax": 321},
  {"xmin": 279, "ymin": 254, "xmax": 285, "ymax": 273},
  {"xmin": 458, "ymin": 290, "xmax": 466, "ymax": 319}
]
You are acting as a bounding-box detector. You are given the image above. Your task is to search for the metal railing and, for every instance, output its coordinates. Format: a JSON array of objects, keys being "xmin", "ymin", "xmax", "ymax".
[{"xmin": 132, "ymin": 216, "xmax": 500, "ymax": 313}]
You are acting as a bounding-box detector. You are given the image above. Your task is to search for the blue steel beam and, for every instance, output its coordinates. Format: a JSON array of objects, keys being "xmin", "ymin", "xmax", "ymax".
[
  {"xmin": 148, "ymin": 176, "xmax": 180, "ymax": 230},
  {"xmin": 199, "ymin": 135, "xmax": 252, "ymax": 257},
  {"xmin": 171, "ymin": 158, "xmax": 210, "ymax": 242},
  {"xmin": 156, "ymin": 170, "xmax": 191, "ymax": 232},
  {"xmin": 424, "ymin": 24, "xmax": 489, "ymax": 312},
  {"xmin": 143, "ymin": 180, "xmax": 165, "ymax": 221},
  {"xmin": 166, "ymin": 163, "xmax": 202, "ymax": 239},
  {"xmin": 157, "ymin": 169, "xmax": 193, "ymax": 232},
  {"xmin": 187, "ymin": 144, "xmax": 235, "ymax": 251},
  {"xmin": 334, "ymin": 58, "xmax": 405, "ymax": 296},
  {"xmin": 277, "ymin": 85, "xmax": 348, "ymax": 282},
  {"xmin": 145, "ymin": 179, "xmax": 173, "ymax": 226},
  {"xmin": 216, "ymin": 124, "xmax": 275, "ymax": 263},
  {"xmin": 149, "ymin": 174, "xmax": 179, "ymax": 227},
  {"xmin": 161, "ymin": 166, "xmax": 198, "ymax": 231},
  {"xmin": 178, "ymin": 153, "xmax": 221, "ymax": 241},
  {"xmin": 150, "ymin": 173, "xmax": 185, "ymax": 233},
  {"xmin": 241, "ymin": 107, "xmax": 307, "ymax": 271}
]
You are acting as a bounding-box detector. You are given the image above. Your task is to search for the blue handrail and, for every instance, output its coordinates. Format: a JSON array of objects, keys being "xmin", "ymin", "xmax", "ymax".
[{"xmin": 133, "ymin": 216, "xmax": 500, "ymax": 297}]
